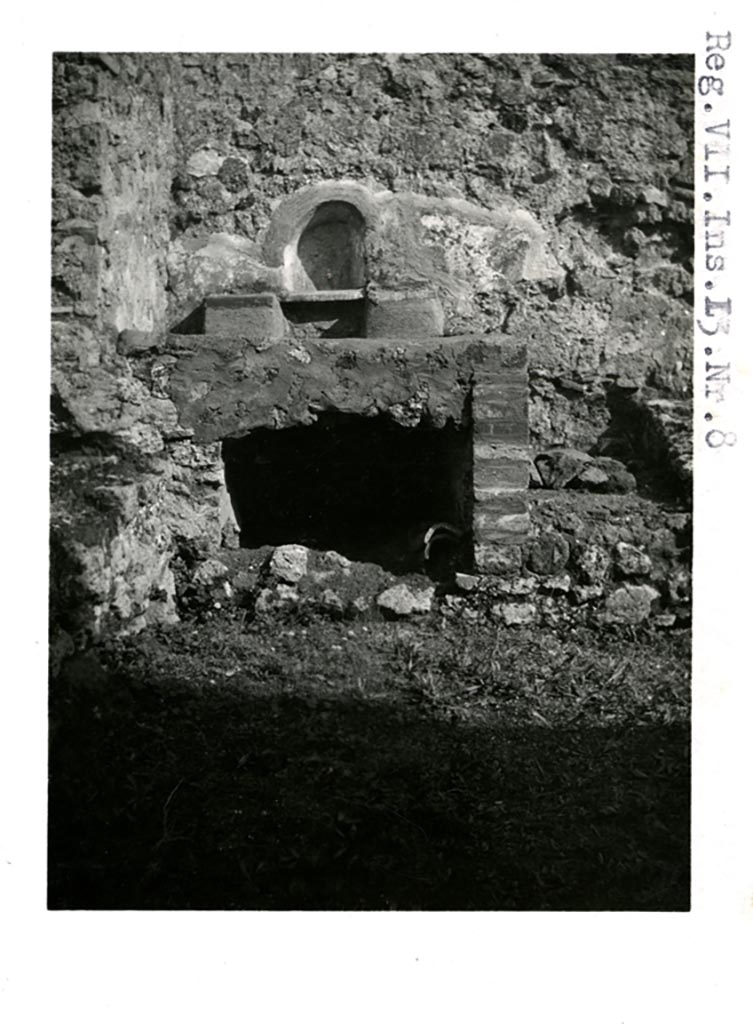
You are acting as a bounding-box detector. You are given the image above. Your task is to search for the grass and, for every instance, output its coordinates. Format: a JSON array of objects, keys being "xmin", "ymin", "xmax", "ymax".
[{"xmin": 48, "ymin": 612, "xmax": 690, "ymax": 910}]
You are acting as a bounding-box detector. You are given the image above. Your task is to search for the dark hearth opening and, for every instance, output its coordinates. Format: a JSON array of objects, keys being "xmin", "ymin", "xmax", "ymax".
[
  {"xmin": 222, "ymin": 412, "xmax": 473, "ymax": 576},
  {"xmin": 297, "ymin": 201, "xmax": 366, "ymax": 290}
]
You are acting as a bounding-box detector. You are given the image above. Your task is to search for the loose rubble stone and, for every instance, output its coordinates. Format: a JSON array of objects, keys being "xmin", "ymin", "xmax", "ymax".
[
  {"xmin": 491, "ymin": 602, "xmax": 538, "ymax": 626},
  {"xmin": 534, "ymin": 449, "xmax": 637, "ymax": 494},
  {"xmin": 455, "ymin": 572, "xmax": 479, "ymax": 592},
  {"xmin": 479, "ymin": 575, "xmax": 537, "ymax": 597},
  {"xmin": 674, "ymin": 607, "xmax": 691, "ymax": 626},
  {"xmin": 193, "ymin": 558, "xmax": 229, "ymax": 586},
  {"xmin": 347, "ymin": 596, "xmax": 371, "ymax": 617},
  {"xmin": 267, "ymin": 544, "xmax": 309, "ymax": 584},
  {"xmin": 254, "ymin": 583, "xmax": 300, "ymax": 614},
  {"xmin": 667, "ymin": 567, "xmax": 692, "ymax": 604},
  {"xmin": 577, "ymin": 464, "xmax": 610, "ymax": 488},
  {"xmin": 217, "ymin": 156, "xmax": 249, "ymax": 192},
  {"xmin": 187, "ymin": 148, "xmax": 224, "ymax": 177},
  {"xmin": 539, "ymin": 573, "xmax": 571, "ymax": 592},
  {"xmin": 377, "ymin": 584, "xmax": 434, "ymax": 617},
  {"xmin": 613, "ymin": 541, "xmax": 652, "ymax": 577},
  {"xmin": 587, "ymin": 457, "xmax": 637, "ymax": 494},
  {"xmin": 571, "ymin": 583, "xmax": 604, "ymax": 604},
  {"xmin": 319, "ymin": 588, "xmax": 345, "ymax": 616},
  {"xmin": 322, "ymin": 550, "xmax": 353, "ymax": 573},
  {"xmin": 442, "ymin": 594, "xmax": 466, "ymax": 615},
  {"xmin": 528, "ymin": 532, "xmax": 570, "ymax": 576},
  {"xmin": 667, "ymin": 513, "xmax": 691, "ymax": 534},
  {"xmin": 460, "ymin": 607, "xmax": 481, "ymax": 622},
  {"xmin": 534, "ymin": 448, "xmax": 593, "ymax": 489},
  {"xmin": 602, "ymin": 583, "xmax": 660, "ymax": 624},
  {"xmin": 573, "ymin": 543, "xmax": 611, "ymax": 583}
]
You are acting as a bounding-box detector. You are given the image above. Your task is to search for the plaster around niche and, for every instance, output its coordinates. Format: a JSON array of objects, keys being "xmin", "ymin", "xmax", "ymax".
[
  {"xmin": 262, "ymin": 180, "xmax": 563, "ymax": 300},
  {"xmin": 166, "ymin": 181, "xmax": 562, "ymax": 329},
  {"xmin": 263, "ymin": 182, "xmax": 379, "ymax": 295}
]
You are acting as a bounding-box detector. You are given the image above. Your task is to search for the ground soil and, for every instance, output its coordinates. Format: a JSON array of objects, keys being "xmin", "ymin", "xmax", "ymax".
[{"xmin": 48, "ymin": 611, "xmax": 690, "ymax": 911}]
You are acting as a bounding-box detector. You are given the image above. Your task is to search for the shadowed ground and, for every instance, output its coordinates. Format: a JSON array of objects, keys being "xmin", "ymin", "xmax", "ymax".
[{"xmin": 48, "ymin": 617, "xmax": 690, "ymax": 911}]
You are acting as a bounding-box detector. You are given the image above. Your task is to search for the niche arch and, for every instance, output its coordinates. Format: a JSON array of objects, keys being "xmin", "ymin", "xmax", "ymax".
[
  {"xmin": 295, "ymin": 201, "xmax": 366, "ymax": 291},
  {"xmin": 262, "ymin": 181, "xmax": 379, "ymax": 295}
]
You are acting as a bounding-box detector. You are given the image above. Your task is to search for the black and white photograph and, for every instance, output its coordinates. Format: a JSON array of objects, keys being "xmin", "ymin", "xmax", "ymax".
[{"xmin": 3, "ymin": 7, "xmax": 750, "ymax": 1022}]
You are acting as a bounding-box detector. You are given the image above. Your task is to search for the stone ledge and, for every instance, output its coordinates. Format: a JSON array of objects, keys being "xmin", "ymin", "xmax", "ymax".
[
  {"xmin": 167, "ymin": 333, "xmax": 527, "ymax": 441},
  {"xmin": 280, "ymin": 289, "xmax": 364, "ymax": 303}
]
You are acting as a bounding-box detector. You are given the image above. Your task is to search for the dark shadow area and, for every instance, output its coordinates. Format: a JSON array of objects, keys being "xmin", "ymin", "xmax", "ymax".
[
  {"xmin": 222, "ymin": 413, "xmax": 473, "ymax": 575},
  {"xmin": 281, "ymin": 297, "xmax": 365, "ymax": 339},
  {"xmin": 170, "ymin": 303, "xmax": 206, "ymax": 335},
  {"xmin": 594, "ymin": 387, "xmax": 692, "ymax": 505},
  {"xmin": 48, "ymin": 659, "xmax": 690, "ymax": 911},
  {"xmin": 297, "ymin": 201, "xmax": 366, "ymax": 290}
]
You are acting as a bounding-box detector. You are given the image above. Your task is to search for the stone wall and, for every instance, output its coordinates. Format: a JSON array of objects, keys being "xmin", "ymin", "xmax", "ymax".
[
  {"xmin": 52, "ymin": 52, "xmax": 176, "ymax": 448},
  {"xmin": 50, "ymin": 53, "xmax": 693, "ymax": 641},
  {"xmin": 166, "ymin": 53, "xmax": 693, "ymax": 448},
  {"xmin": 51, "ymin": 54, "xmax": 219, "ymax": 643}
]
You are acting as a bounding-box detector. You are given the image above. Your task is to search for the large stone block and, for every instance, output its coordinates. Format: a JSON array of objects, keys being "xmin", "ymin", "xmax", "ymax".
[
  {"xmin": 601, "ymin": 583, "xmax": 660, "ymax": 624},
  {"xmin": 204, "ymin": 293, "xmax": 286, "ymax": 339},
  {"xmin": 365, "ymin": 289, "xmax": 445, "ymax": 338}
]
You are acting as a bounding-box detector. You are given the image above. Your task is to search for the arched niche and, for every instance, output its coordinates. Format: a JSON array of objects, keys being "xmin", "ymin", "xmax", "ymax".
[{"xmin": 291, "ymin": 201, "xmax": 367, "ymax": 292}]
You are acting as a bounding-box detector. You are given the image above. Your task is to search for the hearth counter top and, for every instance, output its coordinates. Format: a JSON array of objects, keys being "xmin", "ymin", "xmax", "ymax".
[{"xmin": 165, "ymin": 333, "xmax": 526, "ymax": 442}]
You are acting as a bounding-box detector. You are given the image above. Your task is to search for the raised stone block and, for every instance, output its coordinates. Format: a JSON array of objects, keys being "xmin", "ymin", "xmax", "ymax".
[
  {"xmin": 365, "ymin": 288, "xmax": 444, "ymax": 338},
  {"xmin": 204, "ymin": 293, "xmax": 285, "ymax": 339}
]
